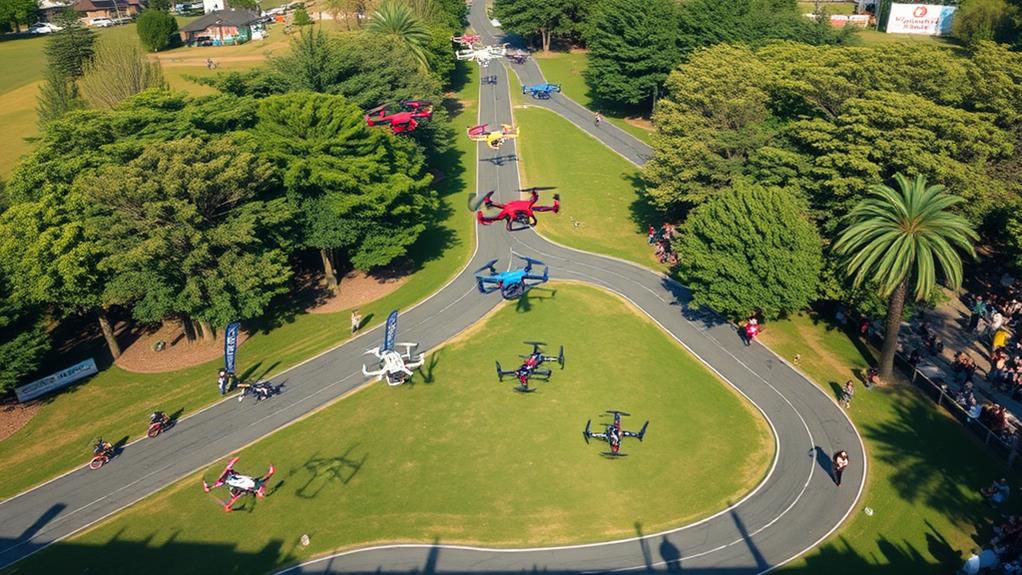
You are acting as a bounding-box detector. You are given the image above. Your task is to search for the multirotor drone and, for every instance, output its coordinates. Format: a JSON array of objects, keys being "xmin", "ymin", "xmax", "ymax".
[
  {"xmin": 362, "ymin": 310, "xmax": 424, "ymax": 386},
  {"xmin": 583, "ymin": 410, "xmax": 649, "ymax": 457},
  {"xmin": 202, "ymin": 457, "xmax": 275, "ymax": 512},
  {"xmin": 455, "ymin": 43, "xmax": 507, "ymax": 67},
  {"xmin": 467, "ymin": 123, "xmax": 519, "ymax": 150},
  {"xmin": 505, "ymin": 47, "xmax": 529, "ymax": 65},
  {"xmin": 452, "ymin": 33, "xmax": 481, "ymax": 47},
  {"xmin": 522, "ymin": 83, "xmax": 561, "ymax": 100},
  {"xmin": 475, "ymin": 255, "xmax": 549, "ymax": 300},
  {"xmin": 495, "ymin": 341, "xmax": 564, "ymax": 392},
  {"xmin": 475, "ymin": 187, "xmax": 559, "ymax": 231},
  {"xmin": 364, "ymin": 100, "xmax": 433, "ymax": 135}
]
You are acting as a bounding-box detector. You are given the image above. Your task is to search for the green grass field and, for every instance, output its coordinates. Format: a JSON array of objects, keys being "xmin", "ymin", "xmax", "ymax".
[
  {"xmin": 528, "ymin": 51, "xmax": 653, "ymax": 144},
  {"xmin": 0, "ymin": 65, "xmax": 481, "ymax": 501},
  {"xmin": 762, "ymin": 314, "xmax": 1018, "ymax": 574},
  {"xmin": 512, "ymin": 105, "xmax": 664, "ymax": 270},
  {"xmin": 11, "ymin": 284, "xmax": 773, "ymax": 574}
]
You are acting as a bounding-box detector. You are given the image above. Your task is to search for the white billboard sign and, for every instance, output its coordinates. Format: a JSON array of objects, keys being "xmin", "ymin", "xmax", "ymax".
[
  {"xmin": 15, "ymin": 358, "xmax": 98, "ymax": 402},
  {"xmin": 887, "ymin": 3, "xmax": 956, "ymax": 36}
]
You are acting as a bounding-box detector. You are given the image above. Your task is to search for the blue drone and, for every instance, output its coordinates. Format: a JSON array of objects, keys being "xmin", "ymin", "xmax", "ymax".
[
  {"xmin": 522, "ymin": 83, "xmax": 562, "ymax": 100},
  {"xmin": 475, "ymin": 255, "xmax": 549, "ymax": 300}
]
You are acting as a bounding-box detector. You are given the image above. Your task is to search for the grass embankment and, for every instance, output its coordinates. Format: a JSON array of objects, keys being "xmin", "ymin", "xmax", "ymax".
[
  {"xmin": 762, "ymin": 314, "xmax": 1017, "ymax": 574},
  {"xmin": 12, "ymin": 284, "xmax": 773, "ymax": 575},
  {"xmin": 512, "ymin": 105, "xmax": 663, "ymax": 269},
  {"xmin": 529, "ymin": 51, "xmax": 653, "ymax": 144},
  {"xmin": 0, "ymin": 65, "xmax": 482, "ymax": 500}
]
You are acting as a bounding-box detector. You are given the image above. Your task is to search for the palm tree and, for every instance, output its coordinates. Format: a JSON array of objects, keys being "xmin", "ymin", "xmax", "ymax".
[
  {"xmin": 365, "ymin": 0, "xmax": 431, "ymax": 71},
  {"xmin": 833, "ymin": 173, "xmax": 977, "ymax": 381}
]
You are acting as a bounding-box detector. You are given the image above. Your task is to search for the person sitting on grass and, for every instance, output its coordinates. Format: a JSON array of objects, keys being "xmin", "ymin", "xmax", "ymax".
[{"xmin": 841, "ymin": 380, "xmax": 855, "ymax": 409}]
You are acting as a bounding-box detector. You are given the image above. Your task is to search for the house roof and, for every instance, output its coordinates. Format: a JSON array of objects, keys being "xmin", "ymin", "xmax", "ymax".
[
  {"xmin": 180, "ymin": 8, "xmax": 261, "ymax": 32},
  {"xmin": 73, "ymin": 0, "xmax": 140, "ymax": 11}
]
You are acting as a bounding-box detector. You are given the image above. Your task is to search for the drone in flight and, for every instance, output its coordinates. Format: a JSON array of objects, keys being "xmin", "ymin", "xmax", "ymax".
[
  {"xmin": 362, "ymin": 310, "xmax": 424, "ymax": 386},
  {"xmin": 455, "ymin": 43, "xmax": 507, "ymax": 67},
  {"xmin": 583, "ymin": 410, "xmax": 649, "ymax": 457},
  {"xmin": 467, "ymin": 123, "xmax": 519, "ymax": 150},
  {"xmin": 452, "ymin": 33, "xmax": 481, "ymax": 47},
  {"xmin": 495, "ymin": 341, "xmax": 564, "ymax": 392},
  {"xmin": 202, "ymin": 457, "xmax": 275, "ymax": 512},
  {"xmin": 475, "ymin": 187, "xmax": 559, "ymax": 231},
  {"xmin": 364, "ymin": 100, "xmax": 433, "ymax": 135},
  {"xmin": 522, "ymin": 83, "xmax": 561, "ymax": 100},
  {"xmin": 475, "ymin": 255, "xmax": 549, "ymax": 300},
  {"xmin": 505, "ymin": 47, "xmax": 529, "ymax": 65}
]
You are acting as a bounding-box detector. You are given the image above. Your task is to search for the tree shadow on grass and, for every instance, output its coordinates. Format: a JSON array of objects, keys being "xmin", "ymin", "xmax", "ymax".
[{"xmin": 624, "ymin": 171, "xmax": 666, "ymax": 236}]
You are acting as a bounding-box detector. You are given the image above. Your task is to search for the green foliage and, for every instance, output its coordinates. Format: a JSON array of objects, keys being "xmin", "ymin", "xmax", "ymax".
[
  {"xmin": 954, "ymin": 0, "xmax": 1012, "ymax": 46},
  {"xmin": 44, "ymin": 11, "xmax": 96, "ymax": 80},
  {"xmin": 493, "ymin": 0, "xmax": 585, "ymax": 51},
  {"xmin": 136, "ymin": 9, "xmax": 179, "ymax": 52},
  {"xmin": 254, "ymin": 92, "xmax": 436, "ymax": 270},
  {"xmin": 148, "ymin": 0, "xmax": 170, "ymax": 11},
  {"xmin": 679, "ymin": 183, "xmax": 822, "ymax": 320},
  {"xmin": 834, "ymin": 174, "xmax": 977, "ymax": 301},
  {"xmin": 0, "ymin": 272, "xmax": 50, "ymax": 392},
  {"xmin": 582, "ymin": 0, "xmax": 680, "ymax": 109},
  {"xmin": 644, "ymin": 42, "xmax": 1016, "ymax": 232},
  {"xmin": 36, "ymin": 66, "xmax": 85, "ymax": 129},
  {"xmin": 0, "ymin": 0, "xmax": 39, "ymax": 31},
  {"xmin": 366, "ymin": 0, "xmax": 431, "ymax": 70},
  {"xmin": 79, "ymin": 38, "xmax": 168, "ymax": 108},
  {"xmin": 80, "ymin": 137, "xmax": 293, "ymax": 326},
  {"xmin": 270, "ymin": 29, "xmax": 339, "ymax": 93},
  {"xmin": 293, "ymin": 6, "xmax": 313, "ymax": 26},
  {"xmin": 229, "ymin": 0, "xmax": 258, "ymax": 8}
]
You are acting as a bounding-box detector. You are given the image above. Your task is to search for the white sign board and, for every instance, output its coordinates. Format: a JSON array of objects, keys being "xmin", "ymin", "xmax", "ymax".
[
  {"xmin": 15, "ymin": 358, "xmax": 98, "ymax": 402},
  {"xmin": 887, "ymin": 3, "xmax": 956, "ymax": 36}
]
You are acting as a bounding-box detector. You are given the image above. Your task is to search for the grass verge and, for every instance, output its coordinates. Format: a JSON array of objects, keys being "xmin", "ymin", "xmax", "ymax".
[
  {"xmin": 762, "ymin": 312, "xmax": 1018, "ymax": 574},
  {"xmin": 0, "ymin": 65, "xmax": 481, "ymax": 500},
  {"xmin": 11, "ymin": 283, "xmax": 773, "ymax": 575}
]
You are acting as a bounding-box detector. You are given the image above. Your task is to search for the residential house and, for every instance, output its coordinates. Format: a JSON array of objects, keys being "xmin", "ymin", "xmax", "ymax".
[
  {"xmin": 178, "ymin": 9, "xmax": 263, "ymax": 46},
  {"xmin": 72, "ymin": 0, "xmax": 142, "ymax": 21}
]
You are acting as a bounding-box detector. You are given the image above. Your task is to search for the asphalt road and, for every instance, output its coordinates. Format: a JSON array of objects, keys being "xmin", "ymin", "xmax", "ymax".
[{"xmin": 0, "ymin": 2, "xmax": 865, "ymax": 572}]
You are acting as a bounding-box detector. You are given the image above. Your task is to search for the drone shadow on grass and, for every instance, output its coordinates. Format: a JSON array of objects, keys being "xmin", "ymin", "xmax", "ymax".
[
  {"xmin": 515, "ymin": 287, "xmax": 556, "ymax": 313},
  {"xmin": 290, "ymin": 445, "xmax": 367, "ymax": 500},
  {"xmin": 419, "ymin": 350, "xmax": 442, "ymax": 384}
]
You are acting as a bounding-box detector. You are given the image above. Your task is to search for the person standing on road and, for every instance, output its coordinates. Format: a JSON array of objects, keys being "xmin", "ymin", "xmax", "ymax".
[
  {"xmin": 833, "ymin": 450, "xmax": 849, "ymax": 486},
  {"xmin": 351, "ymin": 309, "xmax": 362, "ymax": 334},
  {"xmin": 594, "ymin": 112, "xmax": 603, "ymax": 127}
]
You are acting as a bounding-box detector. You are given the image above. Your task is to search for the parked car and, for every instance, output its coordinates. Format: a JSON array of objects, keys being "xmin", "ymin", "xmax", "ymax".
[
  {"xmin": 27, "ymin": 22, "xmax": 62, "ymax": 34},
  {"xmin": 111, "ymin": 16, "xmax": 133, "ymax": 25},
  {"xmin": 89, "ymin": 17, "xmax": 114, "ymax": 27}
]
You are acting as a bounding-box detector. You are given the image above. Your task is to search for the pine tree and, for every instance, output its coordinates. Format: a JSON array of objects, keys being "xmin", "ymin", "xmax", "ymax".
[
  {"xmin": 43, "ymin": 10, "xmax": 96, "ymax": 80},
  {"xmin": 36, "ymin": 66, "xmax": 85, "ymax": 129}
]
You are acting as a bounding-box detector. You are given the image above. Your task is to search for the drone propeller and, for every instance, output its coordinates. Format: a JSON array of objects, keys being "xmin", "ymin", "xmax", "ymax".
[
  {"xmin": 637, "ymin": 421, "xmax": 649, "ymax": 441},
  {"xmin": 516, "ymin": 255, "xmax": 545, "ymax": 268},
  {"xmin": 365, "ymin": 104, "xmax": 388, "ymax": 115},
  {"xmin": 469, "ymin": 191, "xmax": 494, "ymax": 211},
  {"xmin": 606, "ymin": 410, "xmax": 631, "ymax": 417},
  {"xmin": 558, "ymin": 345, "xmax": 565, "ymax": 368},
  {"xmin": 475, "ymin": 259, "xmax": 499, "ymax": 275},
  {"xmin": 523, "ymin": 340, "xmax": 546, "ymax": 352},
  {"xmin": 582, "ymin": 420, "xmax": 591, "ymax": 444},
  {"xmin": 519, "ymin": 186, "xmax": 557, "ymax": 193}
]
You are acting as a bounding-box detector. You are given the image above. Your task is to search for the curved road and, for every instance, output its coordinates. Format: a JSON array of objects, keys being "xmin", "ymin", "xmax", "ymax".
[{"xmin": 0, "ymin": 1, "xmax": 864, "ymax": 572}]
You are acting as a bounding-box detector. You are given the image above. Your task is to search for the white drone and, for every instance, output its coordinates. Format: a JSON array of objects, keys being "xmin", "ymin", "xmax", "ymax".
[
  {"xmin": 455, "ymin": 43, "xmax": 508, "ymax": 68},
  {"xmin": 362, "ymin": 310, "xmax": 424, "ymax": 386}
]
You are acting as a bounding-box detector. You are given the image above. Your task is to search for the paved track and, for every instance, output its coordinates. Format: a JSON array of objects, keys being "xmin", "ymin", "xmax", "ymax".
[{"xmin": 0, "ymin": 2, "xmax": 864, "ymax": 572}]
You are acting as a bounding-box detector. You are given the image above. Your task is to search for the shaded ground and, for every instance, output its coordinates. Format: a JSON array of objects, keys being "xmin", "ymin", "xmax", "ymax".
[
  {"xmin": 0, "ymin": 401, "xmax": 40, "ymax": 443},
  {"xmin": 305, "ymin": 264, "xmax": 413, "ymax": 315},
  {"xmin": 115, "ymin": 323, "xmax": 250, "ymax": 374}
]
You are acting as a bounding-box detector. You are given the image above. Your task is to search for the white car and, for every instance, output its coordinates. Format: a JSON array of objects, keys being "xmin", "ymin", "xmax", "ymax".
[
  {"xmin": 27, "ymin": 22, "xmax": 62, "ymax": 34},
  {"xmin": 89, "ymin": 17, "xmax": 114, "ymax": 27}
]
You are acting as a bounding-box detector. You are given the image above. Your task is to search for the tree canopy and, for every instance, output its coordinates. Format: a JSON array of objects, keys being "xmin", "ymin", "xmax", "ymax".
[
  {"xmin": 493, "ymin": 0, "xmax": 585, "ymax": 52},
  {"xmin": 679, "ymin": 183, "xmax": 822, "ymax": 320}
]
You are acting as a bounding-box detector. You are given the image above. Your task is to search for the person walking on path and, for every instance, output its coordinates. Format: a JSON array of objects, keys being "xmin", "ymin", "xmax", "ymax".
[
  {"xmin": 841, "ymin": 380, "xmax": 855, "ymax": 408},
  {"xmin": 832, "ymin": 450, "xmax": 849, "ymax": 486},
  {"xmin": 351, "ymin": 309, "xmax": 362, "ymax": 334},
  {"xmin": 594, "ymin": 112, "xmax": 603, "ymax": 127}
]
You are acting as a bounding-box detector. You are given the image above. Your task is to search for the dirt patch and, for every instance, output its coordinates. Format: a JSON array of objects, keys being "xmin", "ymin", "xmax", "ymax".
[
  {"xmin": 623, "ymin": 117, "xmax": 654, "ymax": 132},
  {"xmin": 115, "ymin": 322, "xmax": 249, "ymax": 374},
  {"xmin": 306, "ymin": 263, "xmax": 413, "ymax": 314},
  {"xmin": 0, "ymin": 400, "xmax": 41, "ymax": 442}
]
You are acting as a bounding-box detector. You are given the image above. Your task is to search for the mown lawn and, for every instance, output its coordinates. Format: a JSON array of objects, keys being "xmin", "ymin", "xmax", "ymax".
[
  {"xmin": 762, "ymin": 313, "xmax": 1018, "ymax": 574},
  {"xmin": 513, "ymin": 105, "xmax": 665, "ymax": 270},
  {"xmin": 0, "ymin": 65, "xmax": 482, "ymax": 500},
  {"xmin": 12, "ymin": 284, "xmax": 773, "ymax": 575},
  {"xmin": 529, "ymin": 51, "xmax": 653, "ymax": 144}
]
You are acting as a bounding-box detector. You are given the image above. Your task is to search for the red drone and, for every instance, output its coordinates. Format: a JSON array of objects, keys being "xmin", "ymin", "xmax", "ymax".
[
  {"xmin": 475, "ymin": 187, "xmax": 560, "ymax": 231},
  {"xmin": 364, "ymin": 100, "xmax": 433, "ymax": 135},
  {"xmin": 452, "ymin": 33, "xmax": 481, "ymax": 47}
]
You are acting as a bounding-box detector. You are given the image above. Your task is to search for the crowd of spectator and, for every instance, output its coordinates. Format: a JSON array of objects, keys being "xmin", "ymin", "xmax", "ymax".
[{"xmin": 647, "ymin": 223, "xmax": 678, "ymax": 265}]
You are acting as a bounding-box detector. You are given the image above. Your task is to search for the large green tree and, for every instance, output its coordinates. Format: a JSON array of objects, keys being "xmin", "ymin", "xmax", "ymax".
[
  {"xmin": 954, "ymin": 0, "xmax": 1013, "ymax": 46},
  {"xmin": 80, "ymin": 137, "xmax": 293, "ymax": 339},
  {"xmin": 492, "ymin": 0, "xmax": 583, "ymax": 52},
  {"xmin": 679, "ymin": 183, "xmax": 822, "ymax": 320},
  {"xmin": 136, "ymin": 8, "xmax": 179, "ymax": 52},
  {"xmin": 43, "ymin": 11, "xmax": 97, "ymax": 80},
  {"xmin": 253, "ymin": 92, "xmax": 436, "ymax": 290},
  {"xmin": 366, "ymin": 0, "xmax": 432, "ymax": 69},
  {"xmin": 583, "ymin": 0, "xmax": 680, "ymax": 109},
  {"xmin": 0, "ymin": 0, "xmax": 39, "ymax": 31},
  {"xmin": 0, "ymin": 272, "xmax": 50, "ymax": 393},
  {"xmin": 833, "ymin": 174, "xmax": 977, "ymax": 380},
  {"xmin": 36, "ymin": 66, "xmax": 85, "ymax": 129}
]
